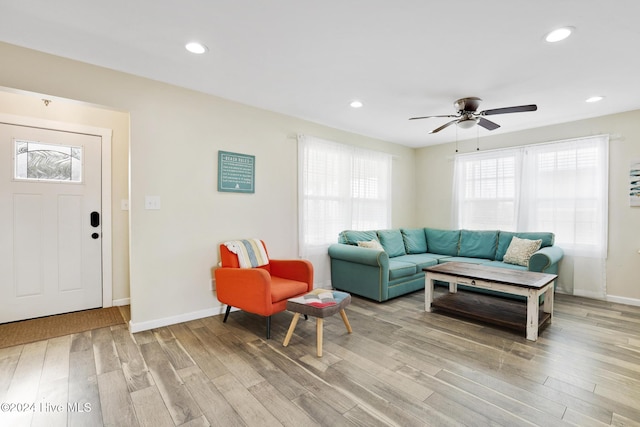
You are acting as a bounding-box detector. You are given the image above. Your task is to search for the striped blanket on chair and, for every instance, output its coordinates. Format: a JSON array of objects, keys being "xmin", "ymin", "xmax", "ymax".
[{"xmin": 224, "ymin": 239, "xmax": 269, "ymax": 268}]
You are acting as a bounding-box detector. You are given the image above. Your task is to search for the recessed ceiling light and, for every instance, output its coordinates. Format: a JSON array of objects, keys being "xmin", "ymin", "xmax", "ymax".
[
  {"xmin": 586, "ymin": 96, "xmax": 604, "ymax": 103},
  {"xmin": 545, "ymin": 27, "xmax": 574, "ymax": 43},
  {"xmin": 185, "ymin": 42, "xmax": 208, "ymax": 54},
  {"xmin": 350, "ymin": 100, "xmax": 363, "ymax": 108}
]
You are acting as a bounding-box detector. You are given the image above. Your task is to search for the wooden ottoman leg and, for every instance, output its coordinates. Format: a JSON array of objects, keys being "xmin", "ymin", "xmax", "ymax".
[
  {"xmin": 283, "ymin": 313, "xmax": 301, "ymax": 347},
  {"xmin": 340, "ymin": 309, "xmax": 353, "ymax": 333},
  {"xmin": 316, "ymin": 318, "xmax": 324, "ymax": 357}
]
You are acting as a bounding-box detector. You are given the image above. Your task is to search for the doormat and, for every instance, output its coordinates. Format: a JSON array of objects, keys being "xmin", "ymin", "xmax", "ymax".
[{"xmin": 0, "ymin": 307, "xmax": 125, "ymax": 349}]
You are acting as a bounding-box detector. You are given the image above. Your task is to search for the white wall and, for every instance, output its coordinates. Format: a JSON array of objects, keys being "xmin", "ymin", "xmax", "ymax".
[
  {"xmin": 416, "ymin": 110, "xmax": 640, "ymax": 304},
  {"xmin": 0, "ymin": 42, "xmax": 416, "ymax": 330}
]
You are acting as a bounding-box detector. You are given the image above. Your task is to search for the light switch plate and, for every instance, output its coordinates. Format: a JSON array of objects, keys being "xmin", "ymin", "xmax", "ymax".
[{"xmin": 145, "ymin": 196, "xmax": 161, "ymax": 210}]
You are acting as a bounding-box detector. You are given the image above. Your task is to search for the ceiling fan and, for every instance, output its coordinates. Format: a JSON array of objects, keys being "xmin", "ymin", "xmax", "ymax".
[{"xmin": 409, "ymin": 97, "xmax": 537, "ymax": 134}]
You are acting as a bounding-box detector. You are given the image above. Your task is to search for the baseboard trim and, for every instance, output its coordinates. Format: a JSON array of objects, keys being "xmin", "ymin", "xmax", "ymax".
[
  {"xmin": 129, "ymin": 305, "xmax": 229, "ymax": 333},
  {"xmin": 605, "ymin": 294, "xmax": 640, "ymax": 307},
  {"xmin": 112, "ymin": 298, "xmax": 130, "ymax": 306},
  {"xmin": 573, "ymin": 289, "xmax": 606, "ymax": 300}
]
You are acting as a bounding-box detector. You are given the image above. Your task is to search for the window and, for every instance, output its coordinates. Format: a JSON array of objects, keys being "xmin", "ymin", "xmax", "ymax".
[
  {"xmin": 14, "ymin": 139, "xmax": 82, "ymax": 182},
  {"xmin": 520, "ymin": 137, "xmax": 608, "ymax": 258},
  {"xmin": 298, "ymin": 135, "xmax": 392, "ymax": 255},
  {"xmin": 454, "ymin": 135, "xmax": 608, "ymax": 258},
  {"xmin": 453, "ymin": 148, "xmax": 521, "ymax": 230}
]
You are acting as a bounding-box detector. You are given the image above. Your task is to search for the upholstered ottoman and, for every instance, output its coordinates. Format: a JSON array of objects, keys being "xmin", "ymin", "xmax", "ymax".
[{"xmin": 282, "ymin": 290, "xmax": 352, "ymax": 357}]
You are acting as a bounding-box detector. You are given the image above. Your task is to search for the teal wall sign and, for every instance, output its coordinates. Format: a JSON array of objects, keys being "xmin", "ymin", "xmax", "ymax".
[{"xmin": 218, "ymin": 150, "xmax": 255, "ymax": 193}]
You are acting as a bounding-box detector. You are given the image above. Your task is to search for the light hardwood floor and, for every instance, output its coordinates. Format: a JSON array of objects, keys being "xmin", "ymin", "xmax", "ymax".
[{"xmin": 1, "ymin": 289, "xmax": 640, "ymax": 427}]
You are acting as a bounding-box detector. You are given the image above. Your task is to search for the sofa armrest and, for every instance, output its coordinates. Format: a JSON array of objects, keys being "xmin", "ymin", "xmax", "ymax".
[
  {"xmin": 328, "ymin": 243, "xmax": 389, "ymax": 267},
  {"xmin": 328, "ymin": 243, "xmax": 391, "ymax": 301},
  {"xmin": 529, "ymin": 246, "xmax": 564, "ymax": 272}
]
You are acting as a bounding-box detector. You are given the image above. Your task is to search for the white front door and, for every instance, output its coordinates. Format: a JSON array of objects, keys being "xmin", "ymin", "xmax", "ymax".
[{"xmin": 0, "ymin": 123, "xmax": 103, "ymax": 323}]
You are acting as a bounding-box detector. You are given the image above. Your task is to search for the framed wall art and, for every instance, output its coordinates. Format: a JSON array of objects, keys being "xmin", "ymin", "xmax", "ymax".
[
  {"xmin": 218, "ymin": 150, "xmax": 255, "ymax": 193},
  {"xmin": 631, "ymin": 158, "xmax": 640, "ymax": 206}
]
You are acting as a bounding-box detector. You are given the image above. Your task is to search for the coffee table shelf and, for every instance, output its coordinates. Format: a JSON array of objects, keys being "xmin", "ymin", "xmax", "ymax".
[{"xmin": 431, "ymin": 290, "xmax": 551, "ymax": 333}]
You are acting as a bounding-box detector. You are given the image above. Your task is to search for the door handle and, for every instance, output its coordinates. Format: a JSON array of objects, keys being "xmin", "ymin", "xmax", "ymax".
[{"xmin": 90, "ymin": 211, "xmax": 100, "ymax": 227}]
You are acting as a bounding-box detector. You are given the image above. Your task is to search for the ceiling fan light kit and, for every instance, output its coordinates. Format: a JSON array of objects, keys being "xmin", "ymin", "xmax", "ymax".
[
  {"xmin": 545, "ymin": 27, "xmax": 574, "ymax": 43},
  {"xmin": 185, "ymin": 42, "xmax": 208, "ymax": 54},
  {"xmin": 410, "ymin": 97, "xmax": 538, "ymax": 134},
  {"xmin": 456, "ymin": 117, "xmax": 478, "ymax": 129}
]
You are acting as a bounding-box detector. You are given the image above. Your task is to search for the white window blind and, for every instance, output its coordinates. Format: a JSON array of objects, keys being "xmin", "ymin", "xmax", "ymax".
[
  {"xmin": 298, "ymin": 134, "xmax": 392, "ymax": 257},
  {"xmin": 454, "ymin": 135, "xmax": 609, "ymax": 258},
  {"xmin": 453, "ymin": 148, "xmax": 521, "ymax": 230},
  {"xmin": 519, "ymin": 136, "xmax": 609, "ymax": 258}
]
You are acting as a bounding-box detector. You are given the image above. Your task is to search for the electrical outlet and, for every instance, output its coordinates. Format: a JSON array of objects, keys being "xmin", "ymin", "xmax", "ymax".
[
  {"xmin": 121, "ymin": 199, "xmax": 129, "ymax": 210},
  {"xmin": 210, "ymin": 278, "xmax": 216, "ymax": 291},
  {"xmin": 145, "ymin": 195, "xmax": 161, "ymax": 210}
]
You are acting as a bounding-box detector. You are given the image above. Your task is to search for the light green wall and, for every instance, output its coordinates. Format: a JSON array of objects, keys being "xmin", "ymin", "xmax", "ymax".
[
  {"xmin": 416, "ymin": 110, "xmax": 640, "ymax": 302},
  {"xmin": 0, "ymin": 42, "xmax": 416, "ymax": 329}
]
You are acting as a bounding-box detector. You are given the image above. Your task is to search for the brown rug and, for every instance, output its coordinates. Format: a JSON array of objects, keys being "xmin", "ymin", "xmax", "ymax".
[{"xmin": 0, "ymin": 307, "xmax": 125, "ymax": 349}]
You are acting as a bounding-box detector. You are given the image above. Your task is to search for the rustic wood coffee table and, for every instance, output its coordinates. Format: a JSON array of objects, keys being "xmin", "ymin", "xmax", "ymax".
[{"xmin": 424, "ymin": 262, "xmax": 557, "ymax": 341}]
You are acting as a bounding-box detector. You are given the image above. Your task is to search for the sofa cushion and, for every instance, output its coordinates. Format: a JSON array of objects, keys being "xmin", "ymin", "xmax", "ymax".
[
  {"xmin": 339, "ymin": 230, "xmax": 378, "ymax": 245},
  {"xmin": 425, "ymin": 228, "xmax": 460, "ymax": 256},
  {"xmin": 388, "ymin": 260, "xmax": 417, "ymax": 279},
  {"xmin": 437, "ymin": 256, "xmax": 491, "ymax": 265},
  {"xmin": 503, "ymin": 236, "xmax": 542, "ymax": 267},
  {"xmin": 377, "ymin": 229, "xmax": 407, "ymax": 257},
  {"xmin": 458, "ymin": 230, "xmax": 499, "ymax": 259},
  {"xmin": 400, "ymin": 228, "xmax": 428, "ymax": 254},
  {"xmin": 392, "ymin": 254, "xmax": 438, "ymax": 271},
  {"xmin": 496, "ymin": 231, "xmax": 553, "ymax": 261}
]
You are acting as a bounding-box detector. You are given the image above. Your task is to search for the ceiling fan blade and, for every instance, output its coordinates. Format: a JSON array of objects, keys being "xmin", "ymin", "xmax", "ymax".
[
  {"xmin": 481, "ymin": 104, "xmax": 537, "ymax": 116},
  {"xmin": 409, "ymin": 114, "xmax": 458, "ymax": 121},
  {"xmin": 429, "ymin": 119, "xmax": 459, "ymax": 134},
  {"xmin": 477, "ymin": 117, "xmax": 500, "ymax": 131}
]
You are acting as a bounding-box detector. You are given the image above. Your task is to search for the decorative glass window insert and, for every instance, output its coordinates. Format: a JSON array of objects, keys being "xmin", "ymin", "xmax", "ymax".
[{"xmin": 14, "ymin": 139, "xmax": 82, "ymax": 182}]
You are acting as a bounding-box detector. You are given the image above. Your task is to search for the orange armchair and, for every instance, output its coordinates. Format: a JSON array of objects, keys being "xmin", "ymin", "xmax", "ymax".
[{"xmin": 214, "ymin": 240, "xmax": 313, "ymax": 339}]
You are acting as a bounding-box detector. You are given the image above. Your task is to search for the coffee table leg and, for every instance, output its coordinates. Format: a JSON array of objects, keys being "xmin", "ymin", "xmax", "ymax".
[
  {"xmin": 543, "ymin": 283, "xmax": 554, "ymax": 324},
  {"xmin": 526, "ymin": 290, "xmax": 539, "ymax": 341},
  {"xmin": 425, "ymin": 274, "xmax": 433, "ymax": 312}
]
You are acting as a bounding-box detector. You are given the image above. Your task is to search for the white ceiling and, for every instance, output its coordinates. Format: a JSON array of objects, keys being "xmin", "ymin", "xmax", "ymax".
[{"xmin": 1, "ymin": 0, "xmax": 639, "ymax": 147}]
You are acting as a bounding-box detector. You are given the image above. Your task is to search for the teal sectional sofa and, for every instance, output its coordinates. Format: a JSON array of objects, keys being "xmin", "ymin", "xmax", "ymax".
[{"xmin": 328, "ymin": 228, "xmax": 564, "ymax": 302}]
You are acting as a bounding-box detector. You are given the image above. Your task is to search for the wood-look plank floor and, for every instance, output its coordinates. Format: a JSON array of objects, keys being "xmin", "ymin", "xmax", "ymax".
[{"xmin": 1, "ymin": 290, "xmax": 640, "ymax": 426}]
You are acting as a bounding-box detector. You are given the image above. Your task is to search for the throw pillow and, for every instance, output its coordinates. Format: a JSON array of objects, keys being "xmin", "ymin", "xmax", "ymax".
[
  {"xmin": 357, "ymin": 240, "xmax": 384, "ymax": 251},
  {"xmin": 503, "ymin": 236, "xmax": 542, "ymax": 267}
]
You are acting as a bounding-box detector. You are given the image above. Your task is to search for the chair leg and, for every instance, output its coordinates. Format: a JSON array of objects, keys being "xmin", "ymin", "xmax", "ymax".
[
  {"xmin": 223, "ymin": 305, "xmax": 231, "ymax": 323},
  {"xmin": 266, "ymin": 316, "xmax": 271, "ymax": 339}
]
